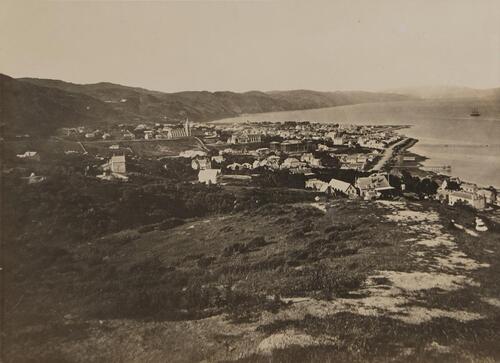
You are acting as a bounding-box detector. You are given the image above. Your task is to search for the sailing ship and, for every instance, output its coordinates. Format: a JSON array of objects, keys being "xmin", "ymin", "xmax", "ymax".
[{"xmin": 470, "ymin": 107, "xmax": 481, "ymax": 117}]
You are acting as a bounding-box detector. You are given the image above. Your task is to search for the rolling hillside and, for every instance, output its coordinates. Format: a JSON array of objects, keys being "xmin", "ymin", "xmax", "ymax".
[
  {"xmin": 19, "ymin": 77, "xmax": 414, "ymax": 123},
  {"xmin": 0, "ymin": 74, "xmax": 126, "ymax": 136}
]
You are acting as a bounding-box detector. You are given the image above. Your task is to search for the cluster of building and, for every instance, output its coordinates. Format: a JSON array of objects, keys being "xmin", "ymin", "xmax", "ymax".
[
  {"xmin": 59, "ymin": 119, "xmax": 193, "ymax": 141},
  {"xmin": 19, "ymin": 119, "xmax": 498, "ymax": 212},
  {"xmin": 207, "ymin": 122, "xmax": 406, "ymax": 172},
  {"xmin": 306, "ymin": 173, "xmax": 394, "ymax": 200},
  {"xmin": 135, "ymin": 119, "xmax": 192, "ymax": 140},
  {"xmin": 213, "ymin": 121, "xmax": 402, "ymax": 147},
  {"xmin": 60, "ymin": 126, "xmax": 114, "ymax": 140},
  {"xmin": 168, "ymin": 122, "xmax": 400, "ymax": 189},
  {"xmin": 193, "ymin": 122, "xmax": 498, "ymax": 210},
  {"xmin": 227, "ymin": 131, "xmax": 262, "ymax": 144},
  {"xmin": 338, "ymin": 153, "xmax": 377, "ymax": 171}
]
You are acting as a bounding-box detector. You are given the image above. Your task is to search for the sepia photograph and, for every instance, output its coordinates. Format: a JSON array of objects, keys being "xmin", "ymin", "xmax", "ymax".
[{"xmin": 1, "ymin": 0, "xmax": 500, "ymax": 362}]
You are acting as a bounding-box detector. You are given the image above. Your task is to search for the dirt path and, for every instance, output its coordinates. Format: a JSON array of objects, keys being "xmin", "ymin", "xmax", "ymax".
[
  {"xmin": 370, "ymin": 137, "xmax": 409, "ymax": 172},
  {"xmin": 250, "ymin": 201, "xmax": 492, "ymax": 336}
]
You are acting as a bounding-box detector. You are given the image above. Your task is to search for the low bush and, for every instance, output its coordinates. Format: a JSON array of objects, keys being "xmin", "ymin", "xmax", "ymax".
[
  {"xmin": 219, "ymin": 225, "xmax": 233, "ymax": 233},
  {"xmin": 222, "ymin": 243, "xmax": 249, "ymax": 257},
  {"xmin": 285, "ymin": 265, "xmax": 365, "ymax": 298},
  {"xmin": 251, "ymin": 255, "xmax": 286, "ymax": 271},
  {"xmin": 197, "ymin": 255, "xmax": 216, "ymax": 268},
  {"xmin": 246, "ymin": 236, "xmax": 267, "ymax": 249},
  {"xmin": 138, "ymin": 224, "xmax": 157, "ymax": 233}
]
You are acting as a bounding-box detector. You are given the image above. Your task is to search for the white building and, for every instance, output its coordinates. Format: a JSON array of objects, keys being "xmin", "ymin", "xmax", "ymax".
[
  {"xmin": 198, "ymin": 169, "xmax": 221, "ymax": 185},
  {"xmin": 16, "ymin": 151, "xmax": 40, "ymax": 161},
  {"xmin": 281, "ymin": 158, "xmax": 302, "ymax": 169},
  {"xmin": 98, "ymin": 155, "xmax": 128, "ymax": 181},
  {"xmin": 109, "ymin": 155, "xmax": 126, "ymax": 174},
  {"xmin": 305, "ymin": 178, "xmax": 328, "ymax": 190},
  {"xmin": 227, "ymin": 132, "xmax": 261, "ymax": 144},
  {"xmin": 448, "ymin": 191, "xmax": 486, "ymax": 210},
  {"xmin": 333, "ymin": 136, "xmax": 345, "ymax": 145},
  {"xmin": 191, "ymin": 158, "xmax": 212, "ymax": 170},
  {"xmin": 179, "ymin": 150, "xmax": 207, "ymax": 158},
  {"xmin": 211, "ymin": 155, "xmax": 225, "ymax": 164},
  {"xmin": 329, "ymin": 178, "xmax": 358, "ymax": 197},
  {"xmin": 477, "ymin": 188, "xmax": 496, "ymax": 205}
]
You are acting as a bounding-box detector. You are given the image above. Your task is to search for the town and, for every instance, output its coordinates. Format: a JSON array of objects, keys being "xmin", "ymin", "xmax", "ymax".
[{"xmin": 9, "ymin": 118, "xmax": 499, "ymax": 217}]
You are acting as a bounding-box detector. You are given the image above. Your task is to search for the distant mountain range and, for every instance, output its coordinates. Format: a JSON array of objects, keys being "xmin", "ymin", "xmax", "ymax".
[
  {"xmin": 1, "ymin": 74, "xmax": 411, "ymax": 136},
  {"xmin": 1, "ymin": 73, "xmax": 499, "ymax": 137},
  {"xmin": 386, "ymin": 85, "xmax": 500, "ymax": 100}
]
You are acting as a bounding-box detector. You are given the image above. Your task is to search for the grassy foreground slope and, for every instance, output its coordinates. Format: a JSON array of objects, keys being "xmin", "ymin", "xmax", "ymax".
[{"xmin": 4, "ymin": 194, "xmax": 500, "ymax": 362}]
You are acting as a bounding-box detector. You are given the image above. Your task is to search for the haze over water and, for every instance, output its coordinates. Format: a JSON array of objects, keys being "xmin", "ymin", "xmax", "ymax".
[{"xmin": 215, "ymin": 99, "xmax": 500, "ymax": 188}]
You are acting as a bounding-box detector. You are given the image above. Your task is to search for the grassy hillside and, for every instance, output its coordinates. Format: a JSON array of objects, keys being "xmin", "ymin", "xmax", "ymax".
[
  {"xmin": 21, "ymin": 78, "xmax": 412, "ymax": 117},
  {"xmin": 0, "ymin": 74, "xmax": 125, "ymax": 137},
  {"xmin": 3, "ymin": 147, "xmax": 500, "ymax": 362},
  {"xmin": 3, "ymin": 176, "xmax": 500, "ymax": 361}
]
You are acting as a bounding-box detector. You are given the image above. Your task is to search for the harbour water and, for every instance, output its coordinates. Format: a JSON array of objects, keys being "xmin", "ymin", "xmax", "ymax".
[{"xmin": 214, "ymin": 100, "xmax": 500, "ymax": 188}]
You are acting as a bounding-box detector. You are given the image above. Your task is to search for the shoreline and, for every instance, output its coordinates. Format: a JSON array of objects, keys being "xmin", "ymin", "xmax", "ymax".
[
  {"xmin": 388, "ymin": 138, "xmax": 499, "ymax": 191},
  {"xmin": 386, "ymin": 138, "xmax": 432, "ymax": 177},
  {"xmin": 211, "ymin": 112, "xmax": 498, "ymax": 190}
]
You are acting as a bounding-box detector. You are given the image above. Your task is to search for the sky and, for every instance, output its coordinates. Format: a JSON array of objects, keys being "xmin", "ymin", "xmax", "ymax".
[{"xmin": 1, "ymin": 0, "xmax": 499, "ymax": 93}]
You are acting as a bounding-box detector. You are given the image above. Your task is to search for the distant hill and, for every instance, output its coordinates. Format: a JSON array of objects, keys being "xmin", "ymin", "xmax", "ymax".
[
  {"xmin": 1, "ymin": 74, "xmax": 414, "ymax": 136},
  {"xmin": 387, "ymin": 85, "xmax": 500, "ymax": 100},
  {"xmin": 217, "ymin": 98, "xmax": 500, "ymax": 127}
]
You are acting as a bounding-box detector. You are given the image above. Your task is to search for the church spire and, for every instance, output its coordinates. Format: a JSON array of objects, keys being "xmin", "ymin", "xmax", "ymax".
[{"xmin": 184, "ymin": 117, "xmax": 190, "ymax": 136}]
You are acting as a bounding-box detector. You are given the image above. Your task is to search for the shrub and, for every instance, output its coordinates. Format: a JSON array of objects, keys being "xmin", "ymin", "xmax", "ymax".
[
  {"xmin": 251, "ymin": 255, "xmax": 286, "ymax": 270},
  {"xmin": 246, "ymin": 236, "xmax": 267, "ymax": 249},
  {"xmin": 287, "ymin": 249, "xmax": 310, "ymax": 262},
  {"xmin": 220, "ymin": 225, "xmax": 233, "ymax": 233},
  {"xmin": 222, "ymin": 243, "xmax": 249, "ymax": 257},
  {"xmin": 285, "ymin": 265, "xmax": 365, "ymax": 298},
  {"xmin": 138, "ymin": 224, "xmax": 156, "ymax": 233},
  {"xmin": 197, "ymin": 255, "xmax": 216, "ymax": 268}
]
